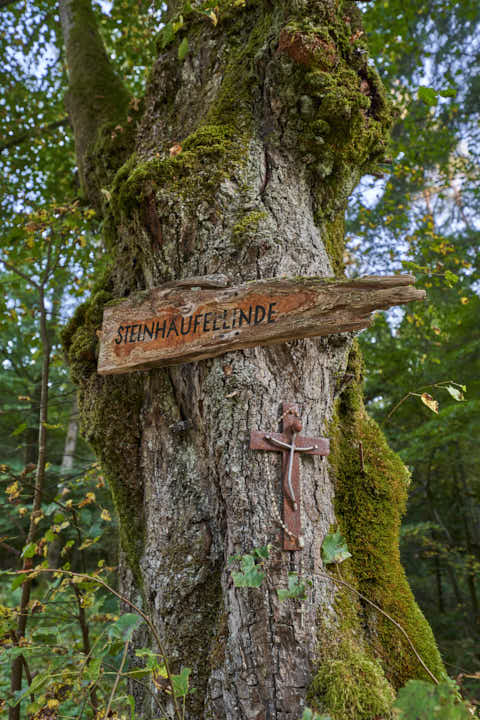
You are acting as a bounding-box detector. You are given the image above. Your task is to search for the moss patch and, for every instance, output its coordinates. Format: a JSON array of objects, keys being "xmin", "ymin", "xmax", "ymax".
[
  {"xmin": 310, "ymin": 638, "xmax": 395, "ymax": 720},
  {"xmin": 328, "ymin": 344, "xmax": 445, "ymax": 689},
  {"xmin": 232, "ymin": 210, "xmax": 268, "ymax": 248}
]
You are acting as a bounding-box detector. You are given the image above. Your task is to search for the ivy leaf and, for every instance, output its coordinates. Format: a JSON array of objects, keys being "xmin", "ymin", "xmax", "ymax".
[
  {"xmin": 421, "ymin": 393, "xmax": 439, "ymax": 414},
  {"xmin": 254, "ymin": 544, "xmax": 271, "ymax": 560},
  {"xmin": 444, "ymin": 385, "xmax": 464, "ymax": 402},
  {"xmin": 321, "ymin": 531, "xmax": 352, "ymax": 565},
  {"xmin": 178, "ymin": 37, "xmax": 189, "ymax": 61},
  {"xmin": 394, "ymin": 679, "xmax": 471, "ymax": 719},
  {"xmin": 301, "ymin": 709, "xmax": 332, "ymax": 720},
  {"xmin": 418, "ymin": 86, "xmax": 438, "ymax": 106},
  {"xmin": 232, "ymin": 554, "xmax": 265, "ymax": 587},
  {"xmin": 277, "ymin": 572, "xmax": 306, "ymax": 601},
  {"xmin": 172, "ymin": 667, "xmax": 191, "ymax": 698}
]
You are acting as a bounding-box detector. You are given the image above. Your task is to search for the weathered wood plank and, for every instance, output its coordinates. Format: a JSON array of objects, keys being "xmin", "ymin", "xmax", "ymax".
[{"xmin": 97, "ymin": 275, "xmax": 425, "ymax": 374}]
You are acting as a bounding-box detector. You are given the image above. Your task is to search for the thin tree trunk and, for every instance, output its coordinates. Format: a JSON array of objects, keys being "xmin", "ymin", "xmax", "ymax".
[
  {"xmin": 10, "ymin": 288, "xmax": 50, "ymax": 720},
  {"xmin": 453, "ymin": 457, "xmax": 480, "ymax": 627},
  {"xmin": 61, "ymin": 395, "xmax": 79, "ymax": 472},
  {"xmin": 47, "ymin": 396, "xmax": 79, "ymax": 569},
  {"xmin": 61, "ymin": 1, "xmax": 446, "ymax": 717}
]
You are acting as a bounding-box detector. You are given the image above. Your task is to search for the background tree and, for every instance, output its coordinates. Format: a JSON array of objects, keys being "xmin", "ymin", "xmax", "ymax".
[{"xmin": 349, "ymin": 0, "xmax": 480, "ymax": 700}]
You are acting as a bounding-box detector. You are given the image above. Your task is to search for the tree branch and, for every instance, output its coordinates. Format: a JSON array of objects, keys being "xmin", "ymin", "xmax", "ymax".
[
  {"xmin": 0, "ymin": 259, "xmax": 40, "ymax": 290},
  {"xmin": 0, "ymin": 0, "xmax": 22, "ymax": 9},
  {"xmin": 59, "ymin": 0, "xmax": 131, "ymax": 205},
  {"xmin": 0, "ymin": 119, "xmax": 69, "ymax": 153}
]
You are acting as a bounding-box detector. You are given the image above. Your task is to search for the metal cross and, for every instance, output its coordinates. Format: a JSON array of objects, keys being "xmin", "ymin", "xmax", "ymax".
[{"xmin": 250, "ymin": 403, "xmax": 330, "ymax": 551}]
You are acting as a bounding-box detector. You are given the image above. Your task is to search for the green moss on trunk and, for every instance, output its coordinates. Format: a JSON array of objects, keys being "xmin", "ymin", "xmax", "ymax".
[
  {"xmin": 62, "ymin": 0, "xmax": 131, "ymax": 204},
  {"xmin": 329, "ymin": 346, "xmax": 445, "ymax": 684},
  {"xmin": 62, "ymin": 284, "xmax": 146, "ymax": 590}
]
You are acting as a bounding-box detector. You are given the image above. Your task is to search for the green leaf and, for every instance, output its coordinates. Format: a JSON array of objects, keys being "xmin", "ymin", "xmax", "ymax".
[
  {"xmin": 277, "ymin": 572, "xmax": 306, "ymax": 601},
  {"xmin": 321, "ymin": 531, "xmax": 352, "ymax": 565},
  {"xmin": 301, "ymin": 709, "xmax": 332, "ymax": 720},
  {"xmin": 444, "ymin": 270, "xmax": 459, "ymax": 287},
  {"xmin": 11, "ymin": 573, "xmax": 28, "ymax": 591},
  {"xmin": 21, "ymin": 542, "xmax": 37, "ymax": 559},
  {"xmin": 108, "ymin": 612, "xmax": 144, "ymax": 641},
  {"xmin": 85, "ymin": 657, "xmax": 102, "ymax": 682},
  {"xmin": 232, "ymin": 554, "xmax": 265, "ymax": 588},
  {"xmin": 439, "ymin": 88, "xmax": 457, "ymax": 98},
  {"xmin": 418, "ymin": 86, "xmax": 438, "ymax": 106},
  {"xmin": 178, "ymin": 37, "xmax": 189, "ymax": 61},
  {"xmin": 127, "ymin": 694, "xmax": 135, "ymax": 720},
  {"xmin": 160, "ymin": 22, "xmax": 175, "ymax": 48},
  {"xmin": 11, "ymin": 421, "xmax": 27, "ymax": 437},
  {"xmin": 254, "ymin": 544, "xmax": 271, "ymax": 560},
  {"xmin": 10, "ymin": 673, "xmax": 49, "ymax": 707},
  {"xmin": 172, "ymin": 667, "xmax": 191, "ymax": 698},
  {"xmin": 394, "ymin": 679, "xmax": 471, "ymax": 719},
  {"xmin": 135, "ymin": 647, "xmax": 162, "ymax": 672}
]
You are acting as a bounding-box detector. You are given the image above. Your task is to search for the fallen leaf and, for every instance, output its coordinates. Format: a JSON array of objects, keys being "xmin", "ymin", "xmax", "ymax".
[{"xmin": 169, "ymin": 143, "xmax": 182, "ymax": 157}]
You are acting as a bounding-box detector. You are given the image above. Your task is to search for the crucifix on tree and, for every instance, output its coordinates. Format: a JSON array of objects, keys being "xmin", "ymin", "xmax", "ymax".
[{"xmin": 250, "ymin": 403, "xmax": 330, "ymax": 551}]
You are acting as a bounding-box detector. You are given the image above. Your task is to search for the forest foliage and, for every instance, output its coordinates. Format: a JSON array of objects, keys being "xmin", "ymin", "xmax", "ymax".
[{"xmin": 0, "ymin": 0, "xmax": 479, "ymax": 717}]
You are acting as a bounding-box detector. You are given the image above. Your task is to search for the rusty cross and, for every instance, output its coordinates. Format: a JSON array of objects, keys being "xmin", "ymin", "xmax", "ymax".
[{"xmin": 250, "ymin": 403, "xmax": 330, "ymax": 551}]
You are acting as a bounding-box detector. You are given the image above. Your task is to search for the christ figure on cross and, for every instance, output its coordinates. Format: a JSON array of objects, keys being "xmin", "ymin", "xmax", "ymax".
[{"xmin": 250, "ymin": 403, "xmax": 330, "ymax": 551}]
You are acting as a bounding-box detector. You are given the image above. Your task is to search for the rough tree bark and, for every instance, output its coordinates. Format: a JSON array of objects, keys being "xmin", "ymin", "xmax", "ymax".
[{"xmin": 60, "ymin": 0, "xmax": 445, "ymax": 717}]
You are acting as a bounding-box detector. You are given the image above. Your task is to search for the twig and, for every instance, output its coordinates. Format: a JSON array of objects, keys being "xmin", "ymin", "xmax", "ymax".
[
  {"xmin": 316, "ymin": 567, "xmax": 439, "ymax": 685},
  {"xmin": 0, "ymin": 118, "xmax": 69, "ymax": 153},
  {"xmin": 0, "ymin": 259, "xmax": 40, "ymax": 290},
  {"xmin": 103, "ymin": 667, "xmax": 168, "ymax": 715},
  {"xmin": 385, "ymin": 380, "xmax": 465, "ymax": 422},
  {"xmin": 71, "ymin": 583, "xmax": 98, "ymax": 713},
  {"xmin": 105, "ymin": 639, "xmax": 129, "ymax": 717}
]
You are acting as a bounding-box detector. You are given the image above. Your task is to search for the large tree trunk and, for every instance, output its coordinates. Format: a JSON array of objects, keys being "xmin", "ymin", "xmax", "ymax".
[{"xmin": 61, "ymin": 0, "xmax": 445, "ymax": 717}]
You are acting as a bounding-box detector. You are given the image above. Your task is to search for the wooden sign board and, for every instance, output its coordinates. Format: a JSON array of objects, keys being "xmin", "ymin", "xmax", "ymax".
[{"xmin": 97, "ymin": 274, "xmax": 425, "ymax": 375}]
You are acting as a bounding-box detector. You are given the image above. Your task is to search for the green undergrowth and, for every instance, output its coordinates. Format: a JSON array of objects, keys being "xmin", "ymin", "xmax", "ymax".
[{"xmin": 328, "ymin": 345, "xmax": 445, "ymax": 689}]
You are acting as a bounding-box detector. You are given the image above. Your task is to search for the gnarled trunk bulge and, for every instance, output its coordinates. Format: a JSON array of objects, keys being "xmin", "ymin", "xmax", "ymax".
[{"xmin": 61, "ymin": 0, "xmax": 445, "ymax": 717}]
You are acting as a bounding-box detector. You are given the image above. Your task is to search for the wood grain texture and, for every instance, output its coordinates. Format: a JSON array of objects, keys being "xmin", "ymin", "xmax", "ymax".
[{"xmin": 97, "ymin": 274, "xmax": 425, "ymax": 374}]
